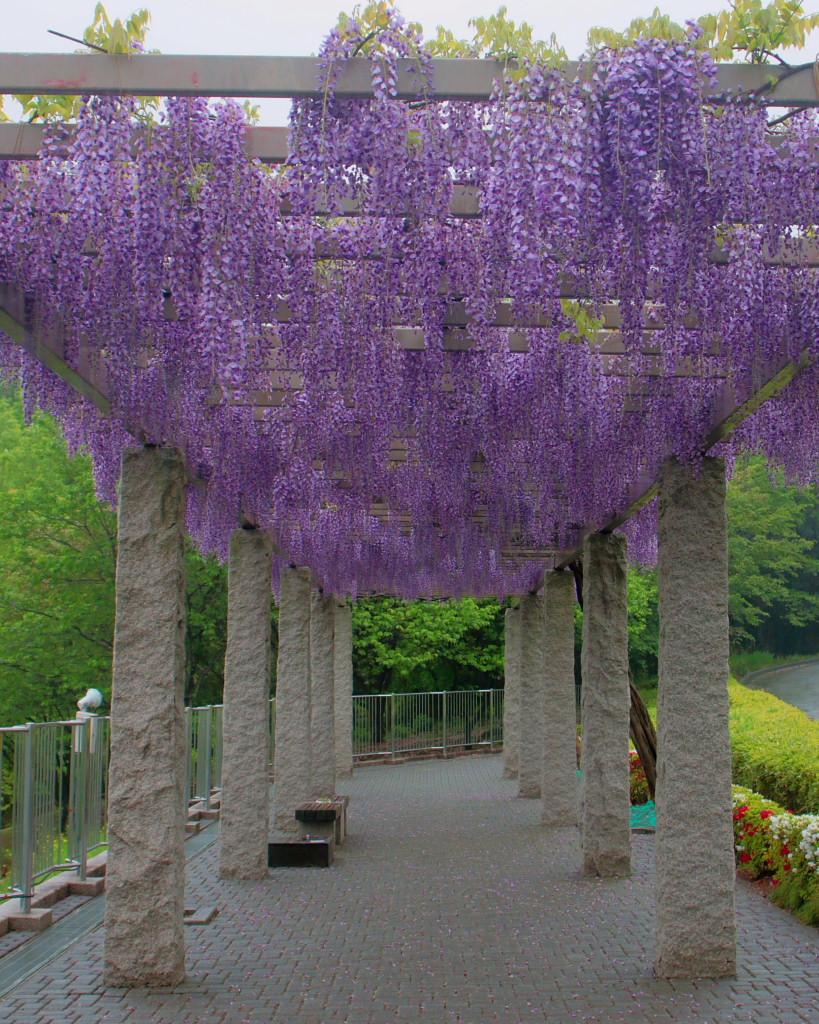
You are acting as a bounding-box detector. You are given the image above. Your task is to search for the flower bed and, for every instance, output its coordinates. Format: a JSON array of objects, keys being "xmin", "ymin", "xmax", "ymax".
[
  {"xmin": 629, "ymin": 751, "xmax": 650, "ymax": 805},
  {"xmin": 732, "ymin": 786, "xmax": 819, "ymax": 926}
]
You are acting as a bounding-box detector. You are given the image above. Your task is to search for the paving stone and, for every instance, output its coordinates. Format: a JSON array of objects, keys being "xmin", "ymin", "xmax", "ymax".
[{"xmin": 2, "ymin": 755, "xmax": 819, "ymax": 1023}]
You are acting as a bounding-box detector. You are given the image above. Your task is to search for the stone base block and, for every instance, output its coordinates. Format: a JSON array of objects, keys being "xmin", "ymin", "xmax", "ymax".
[
  {"xmin": 69, "ymin": 877, "xmax": 106, "ymax": 897},
  {"xmin": 8, "ymin": 908, "xmax": 53, "ymax": 932},
  {"xmin": 185, "ymin": 822, "xmax": 201, "ymax": 836},
  {"xmin": 0, "ymin": 918, "xmax": 8, "ymax": 937},
  {"xmin": 198, "ymin": 808, "xmax": 220, "ymax": 820},
  {"xmin": 183, "ymin": 906, "xmax": 219, "ymax": 925},
  {"xmin": 31, "ymin": 882, "xmax": 70, "ymax": 909},
  {"xmin": 268, "ymin": 837, "xmax": 334, "ymax": 868},
  {"xmin": 87, "ymin": 854, "xmax": 107, "ymax": 877}
]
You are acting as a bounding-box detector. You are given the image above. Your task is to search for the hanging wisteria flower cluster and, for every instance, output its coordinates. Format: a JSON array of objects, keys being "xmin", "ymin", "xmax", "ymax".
[{"xmin": 1, "ymin": 10, "xmax": 818, "ymax": 597}]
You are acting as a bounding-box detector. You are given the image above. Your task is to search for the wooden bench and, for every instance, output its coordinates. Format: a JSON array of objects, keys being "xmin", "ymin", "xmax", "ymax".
[{"xmin": 294, "ymin": 795, "xmax": 350, "ymax": 845}]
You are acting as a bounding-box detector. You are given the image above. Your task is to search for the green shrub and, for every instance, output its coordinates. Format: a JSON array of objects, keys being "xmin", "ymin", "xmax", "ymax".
[
  {"xmin": 729, "ymin": 681, "xmax": 819, "ymax": 814},
  {"xmin": 732, "ymin": 786, "xmax": 819, "ymax": 927}
]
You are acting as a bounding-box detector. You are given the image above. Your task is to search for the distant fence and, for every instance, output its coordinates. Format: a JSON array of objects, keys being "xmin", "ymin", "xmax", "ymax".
[
  {"xmin": 0, "ymin": 687, "xmax": 529, "ymax": 904},
  {"xmin": 353, "ymin": 689, "xmax": 504, "ymax": 761}
]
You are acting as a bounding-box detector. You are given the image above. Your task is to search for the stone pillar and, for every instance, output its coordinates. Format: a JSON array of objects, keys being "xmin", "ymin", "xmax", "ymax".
[
  {"xmin": 655, "ymin": 456, "xmax": 736, "ymax": 978},
  {"xmin": 219, "ymin": 527, "xmax": 273, "ymax": 880},
  {"xmin": 517, "ymin": 592, "xmax": 545, "ymax": 799},
  {"xmin": 580, "ymin": 533, "xmax": 631, "ymax": 877},
  {"xmin": 104, "ymin": 446, "xmax": 187, "ymax": 987},
  {"xmin": 502, "ymin": 606, "xmax": 521, "ymax": 779},
  {"xmin": 541, "ymin": 570, "xmax": 578, "ymax": 826},
  {"xmin": 273, "ymin": 566, "xmax": 312, "ymax": 832},
  {"xmin": 334, "ymin": 600, "xmax": 354, "ymax": 779},
  {"xmin": 310, "ymin": 590, "xmax": 336, "ymax": 798}
]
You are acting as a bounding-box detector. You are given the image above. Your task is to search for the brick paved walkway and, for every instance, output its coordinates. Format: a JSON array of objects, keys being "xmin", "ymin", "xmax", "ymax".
[{"xmin": 2, "ymin": 754, "xmax": 818, "ymax": 1024}]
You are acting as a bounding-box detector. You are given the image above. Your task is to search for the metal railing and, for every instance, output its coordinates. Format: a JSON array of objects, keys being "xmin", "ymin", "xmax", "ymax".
[
  {"xmin": 351, "ymin": 689, "xmax": 504, "ymax": 762},
  {"xmin": 1, "ymin": 716, "xmax": 110, "ymax": 911},
  {"xmin": 1, "ymin": 687, "xmax": 515, "ymax": 909}
]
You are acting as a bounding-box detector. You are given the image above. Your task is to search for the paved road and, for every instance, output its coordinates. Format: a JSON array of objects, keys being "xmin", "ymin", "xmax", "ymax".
[
  {"xmin": 2, "ymin": 754, "xmax": 819, "ymax": 1024},
  {"xmin": 744, "ymin": 659, "xmax": 819, "ymax": 721}
]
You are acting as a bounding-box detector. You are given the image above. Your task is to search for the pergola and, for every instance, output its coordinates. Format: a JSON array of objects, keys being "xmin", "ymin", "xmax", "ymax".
[{"xmin": 1, "ymin": 40, "xmax": 818, "ymax": 989}]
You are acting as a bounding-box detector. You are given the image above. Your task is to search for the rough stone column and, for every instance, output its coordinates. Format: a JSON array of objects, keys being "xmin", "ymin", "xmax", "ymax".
[
  {"xmin": 502, "ymin": 606, "xmax": 521, "ymax": 779},
  {"xmin": 273, "ymin": 566, "xmax": 312, "ymax": 832},
  {"xmin": 541, "ymin": 570, "xmax": 578, "ymax": 826},
  {"xmin": 219, "ymin": 527, "xmax": 273, "ymax": 880},
  {"xmin": 580, "ymin": 533, "xmax": 631, "ymax": 877},
  {"xmin": 334, "ymin": 600, "xmax": 354, "ymax": 779},
  {"xmin": 104, "ymin": 446, "xmax": 187, "ymax": 987},
  {"xmin": 655, "ymin": 457, "xmax": 736, "ymax": 978},
  {"xmin": 517, "ymin": 592, "xmax": 545, "ymax": 799},
  {"xmin": 310, "ymin": 590, "xmax": 336, "ymax": 798}
]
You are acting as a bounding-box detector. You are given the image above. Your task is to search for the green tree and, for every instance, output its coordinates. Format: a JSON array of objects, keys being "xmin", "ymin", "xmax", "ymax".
[
  {"xmin": 352, "ymin": 596, "xmax": 504, "ymax": 693},
  {"xmin": 587, "ymin": 0, "xmax": 819, "ymax": 61},
  {"xmin": 0, "ymin": 387, "xmax": 234, "ymax": 724},
  {"xmin": 728, "ymin": 456, "xmax": 819, "ymax": 651},
  {"xmin": 0, "ymin": 387, "xmax": 117, "ymax": 724}
]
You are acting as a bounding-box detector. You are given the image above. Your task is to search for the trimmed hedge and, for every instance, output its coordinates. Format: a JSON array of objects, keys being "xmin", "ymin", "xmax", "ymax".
[
  {"xmin": 729, "ymin": 681, "xmax": 819, "ymax": 815},
  {"xmin": 732, "ymin": 786, "xmax": 819, "ymax": 927}
]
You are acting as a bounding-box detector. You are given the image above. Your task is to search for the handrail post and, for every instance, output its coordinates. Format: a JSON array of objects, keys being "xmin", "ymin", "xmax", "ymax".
[
  {"xmin": 489, "ymin": 688, "xmax": 495, "ymax": 750},
  {"xmin": 184, "ymin": 707, "xmax": 192, "ymax": 808},
  {"xmin": 202, "ymin": 705, "xmax": 213, "ymax": 810},
  {"xmin": 442, "ymin": 691, "xmax": 448, "ymax": 757},
  {"xmin": 77, "ymin": 718, "xmax": 91, "ymax": 881},
  {"xmin": 19, "ymin": 724, "xmax": 35, "ymax": 913},
  {"xmin": 389, "ymin": 693, "xmax": 396, "ymax": 762}
]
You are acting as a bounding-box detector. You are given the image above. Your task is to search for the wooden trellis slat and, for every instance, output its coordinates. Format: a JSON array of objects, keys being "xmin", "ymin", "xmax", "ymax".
[{"xmin": 0, "ymin": 54, "xmax": 817, "ymax": 105}]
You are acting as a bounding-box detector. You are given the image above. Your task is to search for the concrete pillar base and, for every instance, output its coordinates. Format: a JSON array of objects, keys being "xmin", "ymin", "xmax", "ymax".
[
  {"xmin": 103, "ymin": 446, "xmax": 187, "ymax": 988},
  {"xmin": 655, "ymin": 457, "xmax": 736, "ymax": 978},
  {"xmin": 311, "ymin": 591, "xmax": 336, "ymax": 798},
  {"xmin": 580, "ymin": 533, "xmax": 631, "ymax": 878},
  {"xmin": 334, "ymin": 601, "xmax": 354, "ymax": 780},
  {"xmin": 219, "ymin": 527, "xmax": 273, "ymax": 881},
  {"xmin": 503, "ymin": 606, "xmax": 521, "ymax": 780},
  {"xmin": 517, "ymin": 593, "xmax": 544, "ymax": 799},
  {"xmin": 274, "ymin": 567, "xmax": 313, "ymax": 832},
  {"xmin": 541, "ymin": 571, "xmax": 578, "ymax": 827}
]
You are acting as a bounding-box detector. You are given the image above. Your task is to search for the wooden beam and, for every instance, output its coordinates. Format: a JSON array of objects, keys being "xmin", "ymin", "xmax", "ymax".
[
  {"xmin": 0, "ymin": 54, "xmax": 816, "ymax": 105},
  {"xmin": 0, "ymin": 284, "xmax": 111, "ymax": 415}
]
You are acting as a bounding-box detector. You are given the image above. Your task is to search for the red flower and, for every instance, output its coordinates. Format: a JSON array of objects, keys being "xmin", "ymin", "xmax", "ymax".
[
  {"xmin": 760, "ymin": 810, "xmax": 773, "ymax": 819},
  {"xmin": 740, "ymin": 853, "xmax": 752, "ymax": 863}
]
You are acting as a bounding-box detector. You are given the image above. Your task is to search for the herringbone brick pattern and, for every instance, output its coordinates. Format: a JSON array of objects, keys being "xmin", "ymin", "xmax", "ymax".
[{"xmin": 2, "ymin": 754, "xmax": 818, "ymax": 1023}]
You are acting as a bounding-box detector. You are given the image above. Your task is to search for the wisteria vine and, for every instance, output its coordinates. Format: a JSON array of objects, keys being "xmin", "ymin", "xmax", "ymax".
[{"xmin": 1, "ymin": 11, "xmax": 819, "ymax": 598}]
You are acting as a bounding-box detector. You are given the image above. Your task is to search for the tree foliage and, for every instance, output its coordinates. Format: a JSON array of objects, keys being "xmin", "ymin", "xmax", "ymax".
[
  {"xmin": 728, "ymin": 457, "xmax": 819, "ymax": 650},
  {"xmin": 0, "ymin": 388, "xmax": 232, "ymax": 724},
  {"xmin": 352, "ymin": 596, "xmax": 503, "ymax": 693},
  {"xmin": 0, "ymin": 387, "xmax": 117, "ymax": 723}
]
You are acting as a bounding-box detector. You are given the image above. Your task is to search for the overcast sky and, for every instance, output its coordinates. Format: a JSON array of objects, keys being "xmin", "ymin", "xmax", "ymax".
[
  {"xmin": 5, "ymin": 1, "xmax": 817, "ymax": 122},
  {"xmin": 5, "ymin": 0, "xmax": 732, "ymax": 58}
]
